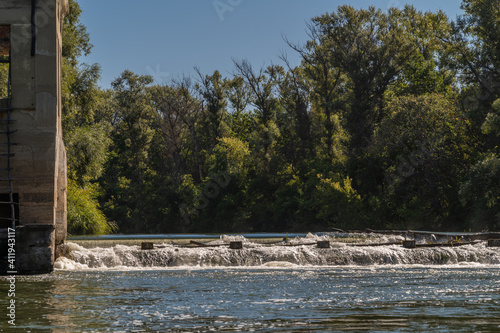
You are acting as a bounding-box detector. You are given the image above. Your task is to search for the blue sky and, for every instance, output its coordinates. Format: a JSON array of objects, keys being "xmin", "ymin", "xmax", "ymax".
[{"xmin": 79, "ymin": 0, "xmax": 464, "ymax": 88}]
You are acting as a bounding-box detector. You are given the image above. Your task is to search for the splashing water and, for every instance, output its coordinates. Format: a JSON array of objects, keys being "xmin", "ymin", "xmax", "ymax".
[{"xmin": 56, "ymin": 234, "xmax": 500, "ymax": 271}]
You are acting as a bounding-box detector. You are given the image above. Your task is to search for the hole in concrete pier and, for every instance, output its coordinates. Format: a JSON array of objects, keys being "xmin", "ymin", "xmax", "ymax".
[{"xmin": 0, "ymin": 25, "xmax": 9, "ymax": 100}]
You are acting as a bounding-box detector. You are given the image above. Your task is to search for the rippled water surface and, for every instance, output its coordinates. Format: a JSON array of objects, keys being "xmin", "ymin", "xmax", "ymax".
[{"xmin": 2, "ymin": 266, "xmax": 500, "ymax": 332}]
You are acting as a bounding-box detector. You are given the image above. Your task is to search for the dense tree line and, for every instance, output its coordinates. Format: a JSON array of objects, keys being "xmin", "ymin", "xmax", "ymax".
[{"xmin": 61, "ymin": 0, "xmax": 500, "ymax": 234}]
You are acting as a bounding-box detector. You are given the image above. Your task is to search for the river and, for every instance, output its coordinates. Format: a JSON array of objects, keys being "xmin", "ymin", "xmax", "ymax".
[{"xmin": 1, "ymin": 233, "xmax": 500, "ymax": 332}]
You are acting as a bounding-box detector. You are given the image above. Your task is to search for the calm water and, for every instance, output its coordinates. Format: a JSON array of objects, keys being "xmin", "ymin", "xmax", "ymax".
[{"xmin": 2, "ymin": 234, "xmax": 500, "ymax": 332}]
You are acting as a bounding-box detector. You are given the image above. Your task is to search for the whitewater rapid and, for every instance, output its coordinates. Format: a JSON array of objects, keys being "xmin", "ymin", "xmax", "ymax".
[{"xmin": 54, "ymin": 234, "xmax": 500, "ymax": 270}]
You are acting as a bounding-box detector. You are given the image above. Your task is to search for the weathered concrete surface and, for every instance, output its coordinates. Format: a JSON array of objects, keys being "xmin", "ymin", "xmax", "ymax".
[
  {"xmin": 16, "ymin": 225, "xmax": 55, "ymax": 273},
  {"xmin": 0, "ymin": 0, "xmax": 68, "ymax": 274}
]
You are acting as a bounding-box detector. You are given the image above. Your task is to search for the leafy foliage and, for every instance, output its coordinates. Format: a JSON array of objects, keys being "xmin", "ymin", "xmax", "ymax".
[
  {"xmin": 313, "ymin": 174, "xmax": 363, "ymax": 230},
  {"xmin": 67, "ymin": 181, "xmax": 117, "ymax": 235},
  {"xmin": 460, "ymin": 154, "xmax": 500, "ymax": 230},
  {"xmin": 62, "ymin": 0, "xmax": 115, "ymax": 234},
  {"xmin": 63, "ymin": 1, "xmax": 500, "ymax": 234},
  {"xmin": 373, "ymin": 94, "xmax": 475, "ymax": 229}
]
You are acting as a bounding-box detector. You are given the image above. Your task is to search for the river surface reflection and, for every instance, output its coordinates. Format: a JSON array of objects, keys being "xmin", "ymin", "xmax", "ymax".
[{"xmin": 2, "ymin": 266, "xmax": 500, "ymax": 332}]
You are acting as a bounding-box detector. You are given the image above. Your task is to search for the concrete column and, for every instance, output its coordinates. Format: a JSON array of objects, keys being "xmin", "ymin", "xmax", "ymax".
[{"xmin": 0, "ymin": 0, "xmax": 68, "ymax": 274}]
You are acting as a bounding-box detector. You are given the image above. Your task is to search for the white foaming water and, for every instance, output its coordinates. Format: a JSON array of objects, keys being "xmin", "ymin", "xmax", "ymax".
[{"xmin": 55, "ymin": 234, "xmax": 500, "ymax": 271}]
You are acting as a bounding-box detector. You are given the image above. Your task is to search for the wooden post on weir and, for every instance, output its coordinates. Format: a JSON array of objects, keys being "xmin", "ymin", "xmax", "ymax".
[
  {"xmin": 487, "ymin": 239, "xmax": 500, "ymax": 247},
  {"xmin": 317, "ymin": 241, "xmax": 330, "ymax": 248},
  {"xmin": 141, "ymin": 242, "xmax": 154, "ymax": 250},
  {"xmin": 403, "ymin": 240, "xmax": 416, "ymax": 249},
  {"xmin": 230, "ymin": 241, "xmax": 243, "ymax": 249}
]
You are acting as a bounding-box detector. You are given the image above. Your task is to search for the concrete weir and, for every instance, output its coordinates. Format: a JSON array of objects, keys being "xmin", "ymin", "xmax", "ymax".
[{"xmin": 0, "ymin": 0, "xmax": 68, "ymax": 274}]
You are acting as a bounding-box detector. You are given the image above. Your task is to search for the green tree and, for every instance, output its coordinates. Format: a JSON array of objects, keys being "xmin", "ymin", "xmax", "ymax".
[
  {"xmin": 482, "ymin": 98, "xmax": 500, "ymax": 149},
  {"xmin": 201, "ymin": 137, "xmax": 252, "ymax": 231},
  {"xmin": 61, "ymin": 0, "xmax": 101, "ymax": 131},
  {"xmin": 233, "ymin": 61, "xmax": 283, "ymax": 166},
  {"xmin": 451, "ymin": 0, "xmax": 500, "ymax": 102},
  {"xmin": 276, "ymin": 64, "xmax": 314, "ymax": 169},
  {"xmin": 223, "ymin": 75, "xmax": 254, "ymax": 141},
  {"xmin": 62, "ymin": 0, "xmax": 115, "ymax": 234},
  {"xmin": 101, "ymin": 70, "xmax": 155, "ymax": 233},
  {"xmin": 389, "ymin": 52, "xmax": 455, "ymax": 97},
  {"xmin": 171, "ymin": 78, "xmax": 205, "ymax": 181},
  {"xmin": 312, "ymin": 173, "xmax": 363, "ymax": 230},
  {"xmin": 66, "ymin": 123, "xmax": 111, "ymax": 186},
  {"xmin": 60, "ymin": 1, "xmax": 496, "ymax": 234},
  {"xmin": 442, "ymin": 0, "xmax": 500, "ymax": 131},
  {"xmin": 373, "ymin": 94, "xmax": 475, "ymax": 230},
  {"xmin": 309, "ymin": 6, "xmax": 450, "ymax": 152},
  {"xmin": 149, "ymin": 84, "xmax": 188, "ymax": 182},
  {"xmin": 67, "ymin": 180, "xmax": 116, "ymax": 235},
  {"xmin": 460, "ymin": 154, "xmax": 500, "ymax": 230},
  {"xmin": 195, "ymin": 69, "xmax": 229, "ymax": 149},
  {"xmin": 286, "ymin": 32, "xmax": 344, "ymax": 160}
]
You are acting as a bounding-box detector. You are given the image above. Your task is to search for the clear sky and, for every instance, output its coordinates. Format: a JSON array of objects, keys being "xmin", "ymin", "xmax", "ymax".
[{"xmin": 79, "ymin": 0, "xmax": 464, "ymax": 88}]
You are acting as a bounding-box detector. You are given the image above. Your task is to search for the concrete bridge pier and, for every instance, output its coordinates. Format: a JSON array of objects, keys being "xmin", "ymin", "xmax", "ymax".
[{"xmin": 0, "ymin": 0, "xmax": 68, "ymax": 274}]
